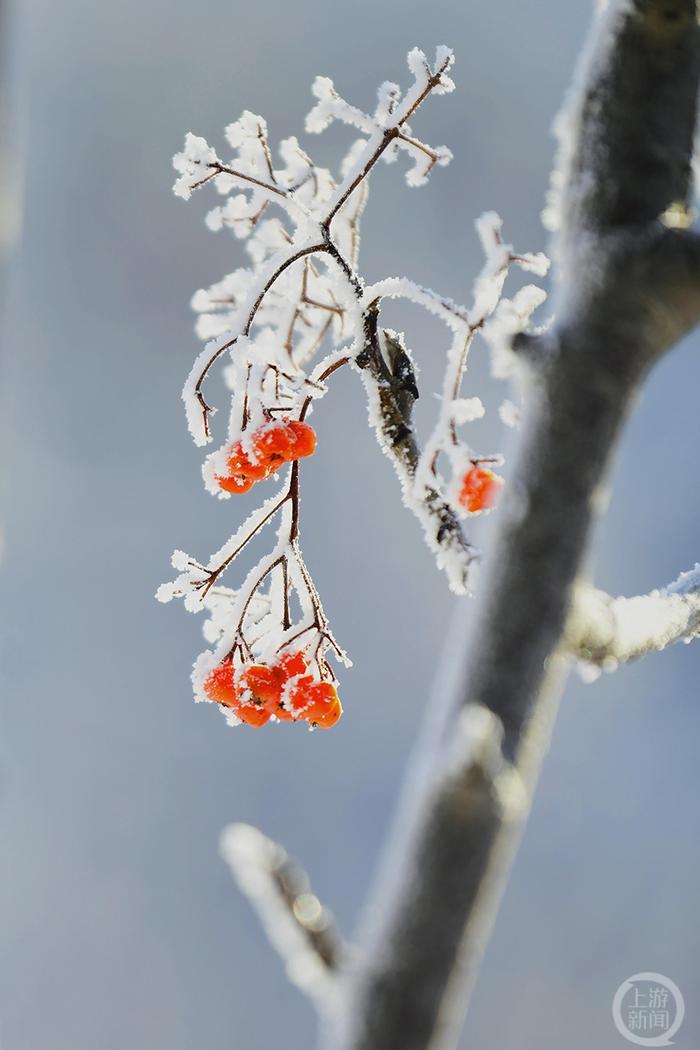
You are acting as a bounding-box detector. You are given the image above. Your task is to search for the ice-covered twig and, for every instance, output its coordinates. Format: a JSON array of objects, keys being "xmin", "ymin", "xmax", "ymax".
[
  {"xmin": 221, "ymin": 823, "xmax": 347, "ymax": 1008},
  {"xmin": 184, "ymin": 240, "xmax": 328, "ymax": 446},
  {"xmin": 356, "ymin": 306, "xmax": 479, "ymax": 593},
  {"xmin": 178, "ymin": 48, "xmax": 458, "ymax": 448},
  {"xmin": 357, "ymin": 218, "xmax": 548, "ymax": 593},
  {"xmin": 569, "ymin": 565, "xmax": 700, "ymax": 671}
]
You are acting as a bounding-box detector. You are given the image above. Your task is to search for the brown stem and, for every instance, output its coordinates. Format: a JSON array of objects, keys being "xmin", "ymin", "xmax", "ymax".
[{"xmin": 194, "ymin": 243, "xmax": 326, "ymax": 439}]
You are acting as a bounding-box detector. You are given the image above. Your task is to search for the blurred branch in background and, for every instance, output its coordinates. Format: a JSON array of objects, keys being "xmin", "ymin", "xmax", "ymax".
[
  {"xmin": 570, "ymin": 566, "xmax": 700, "ymax": 673},
  {"xmin": 220, "ymin": 823, "xmax": 347, "ymax": 1011}
]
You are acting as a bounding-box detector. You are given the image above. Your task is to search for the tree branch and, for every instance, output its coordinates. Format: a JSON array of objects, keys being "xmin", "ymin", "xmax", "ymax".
[
  {"xmin": 356, "ymin": 307, "xmax": 478, "ymax": 593},
  {"xmin": 324, "ymin": 4, "xmax": 700, "ymax": 1048},
  {"xmin": 568, "ymin": 565, "xmax": 700, "ymax": 669},
  {"xmin": 220, "ymin": 823, "xmax": 347, "ymax": 1009}
]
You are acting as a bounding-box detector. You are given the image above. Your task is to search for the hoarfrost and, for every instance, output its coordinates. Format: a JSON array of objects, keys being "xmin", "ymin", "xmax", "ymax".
[{"xmin": 161, "ymin": 46, "xmax": 548, "ymax": 718}]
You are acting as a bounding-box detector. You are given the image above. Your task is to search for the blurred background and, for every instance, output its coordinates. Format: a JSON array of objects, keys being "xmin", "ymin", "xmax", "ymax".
[{"xmin": 0, "ymin": 0, "xmax": 698, "ymax": 1047}]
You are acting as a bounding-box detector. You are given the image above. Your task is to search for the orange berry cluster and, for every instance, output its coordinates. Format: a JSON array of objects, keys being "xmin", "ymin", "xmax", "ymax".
[
  {"xmin": 458, "ymin": 465, "xmax": 503, "ymax": 513},
  {"xmin": 203, "ymin": 650, "xmax": 342, "ymax": 729},
  {"xmin": 216, "ymin": 420, "xmax": 316, "ymax": 494}
]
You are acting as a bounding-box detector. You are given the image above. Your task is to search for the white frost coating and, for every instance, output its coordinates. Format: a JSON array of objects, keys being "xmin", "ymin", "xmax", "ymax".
[
  {"xmin": 220, "ymin": 824, "xmax": 341, "ymax": 1005},
  {"xmin": 402, "ymin": 142, "xmax": 452, "ymax": 188},
  {"xmin": 409, "ymin": 216, "xmax": 547, "ymax": 541},
  {"xmin": 362, "ymin": 276, "xmax": 467, "ymax": 333},
  {"xmin": 306, "ymin": 76, "xmax": 375, "ymax": 135},
  {"xmin": 499, "ymin": 399, "xmax": 520, "ymax": 428},
  {"xmin": 375, "ymin": 81, "xmax": 401, "ymax": 127},
  {"xmin": 483, "ymin": 284, "xmax": 549, "ymax": 380},
  {"xmin": 163, "ymin": 45, "xmax": 549, "ymax": 712},
  {"xmin": 181, "ymin": 338, "xmax": 224, "ymax": 446},
  {"xmin": 173, "ymin": 133, "xmax": 219, "ymax": 200},
  {"xmin": 356, "ymin": 215, "xmax": 547, "ymax": 593},
  {"xmin": 574, "ymin": 564, "xmax": 700, "ymax": 672},
  {"xmin": 170, "ymin": 549, "xmax": 192, "ymax": 572},
  {"xmin": 224, "ymin": 111, "xmax": 269, "ymax": 155},
  {"xmin": 432, "ymin": 45, "xmax": 456, "ymax": 92},
  {"xmin": 174, "ymin": 45, "xmax": 468, "ymax": 459},
  {"xmin": 355, "ymin": 349, "xmax": 474, "ymax": 595},
  {"xmin": 210, "ymin": 488, "xmax": 289, "ymax": 570},
  {"xmin": 668, "ymin": 564, "xmax": 700, "ymax": 596},
  {"xmin": 156, "ymin": 491, "xmax": 288, "ymax": 618},
  {"xmin": 452, "ymin": 398, "xmax": 485, "ymax": 425}
]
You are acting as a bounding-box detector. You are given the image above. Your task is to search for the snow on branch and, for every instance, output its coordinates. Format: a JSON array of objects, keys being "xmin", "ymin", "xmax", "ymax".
[
  {"xmin": 355, "ymin": 312, "xmax": 477, "ymax": 593},
  {"xmin": 358, "ymin": 215, "xmax": 549, "ymax": 593},
  {"xmin": 159, "ymin": 45, "xmax": 549, "ymax": 730},
  {"xmin": 220, "ymin": 823, "xmax": 346, "ymax": 1008},
  {"xmin": 569, "ymin": 565, "xmax": 700, "ymax": 674}
]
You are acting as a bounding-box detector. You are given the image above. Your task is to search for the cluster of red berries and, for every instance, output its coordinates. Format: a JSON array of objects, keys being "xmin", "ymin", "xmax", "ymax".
[
  {"xmin": 216, "ymin": 420, "xmax": 317, "ymax": 494},
  {"xmin": 458, "ymin": 465, "xmax": 503, "ymax": 513},
  {"xmin": 203, "ymin": 650, "xmax": 342, "ymax": 729}
]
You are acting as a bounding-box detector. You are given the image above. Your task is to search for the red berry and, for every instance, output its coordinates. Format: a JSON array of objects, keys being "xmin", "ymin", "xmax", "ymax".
[
  {"xmin": 271, "ymin": 702, "xmax": 294, "ymax": 721},
  {"xmin": 458, "ymin": 466, "xmax": 503, "ymax": 513},
  {"xmin": 232, "ymin": 451, "xmax": 266, "ymax": 482},
  {"xmin": 269, "ymin": 651, "xmax": 309, "ymax": 720},
  {"xmin": 254, "ymin": 421, "xmax": 315, "ymax": 469},
  {"xmin": 216, "ymin": 472, "xmax": 255, "ymax": 494},
  {"xmin": 285, "ymin": 676, "xmax": 343, "ymax": 728},
  {"xmin": 215, "ymin": 444, "xmax": 265, "ymax": 494},
  {"xmin": 286, "ymin": 674, "xmax": 316, "ymax": 717},
  {"xmin": 235, "ymin": 702, "xmax": 271, "ymax": 728},
  {"xmin": 206, "ymin": 654, "xmax": 342, "ymax": 728},
  {"xmin": 304, "ymin": 682, "xmax": 342, "ymax": 727},
  {"xmin": 229, "ymin": 652, "xmax": 313, "ymax": 722},
  {"xmin": 275, "ymin": 650, "xmax": 308, "ymax": 681},
  {"xmin": 253, "ymin": 424, "xmax": 294, "ymax": 467},
  {"xmin": 311, "ymin": 696, "xmax": 342, "ymax": 729},
  {"xmin": 239, "ymin": 664, "xmax": 281, "ymax": 707},
  {"xmin": 203, "ymin": 662, "xmax": 238, "ymax": 707},
  {"xmin": 216, "ymin": 422, "xmax": 317, "ymax": 494},
  {"xmin": 287, "ymin": 420, "xmax": 316, "ymax": 460}
]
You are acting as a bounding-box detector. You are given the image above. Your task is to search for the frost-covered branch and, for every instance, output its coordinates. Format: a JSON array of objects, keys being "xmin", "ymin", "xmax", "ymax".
[
  {"xmin": 160, "ymin": 45, "xmax": 549, "ymax": 734},
  {"xmin": 161, "ymin": 49, "xmax": 463, "ymax": 728},
  {"xmin": 357, "ymin": 305, "xmax": 479, "ymax": 591},
  {"xmin": 175, "ymin": 48, "xmax": 458, "ymax": 449},
  {"xmin": 221, "ymin": 824, "xmax": 346, "ymax": 1008},
  {"xmin": 357, "ymin": 221, "xmax": 548, "ymax": 592},
  {"xmin": 569, "ymin": 565, "xmax": 700, "ymax": 671}
]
